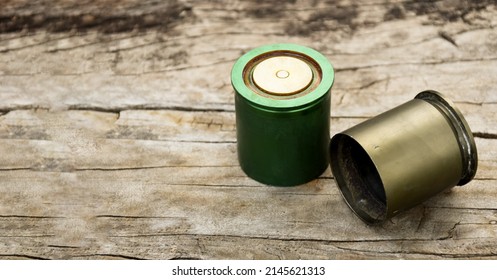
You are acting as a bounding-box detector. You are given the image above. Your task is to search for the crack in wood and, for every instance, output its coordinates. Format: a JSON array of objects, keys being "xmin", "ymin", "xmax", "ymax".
[
  {"xmin": 73, "ymin": 166, "xmax": 178, "ymax": 172},
  {"xmin": 71, "ymin": 254, "xmax": 145, "ymax": 260},
  {"xmin": 71, "ymin": 165, "xmax": 241, "ymax": 172},
  {"xmin": 473, "ymin": 178, "xmax": 497, "ymax": 181},
  {"xmin": 103, "ymin": 138, "xmax": 237, "ymax": 144},
  {"xmin": 426, "ymin": 206, "xmax": 497, "ymax": 211},
  {"xmin": 47, "ymin": 245, "xmax": 82, "ymax": 249},
  {"xmin": 0, "ymin": 215, "xmax": 66, "ymax": 219},
  {"xmin": 45, "ymin": 40, "xmax": 103, "ymax": 53},
  {"xmin": 0, "ymin": 106, "xmax": 50, "ymax": 114},
  {"xmin": 67, "ymin": 105, "xmax": 234, "ymax": 113},
  {"xmin": 332, "ymin": 244, "xmax": 497, "ymax": 259},
  {"xmin": 416, "ymin": 206, "xmax": 428, "ymax": 232},
  {"xmin": 0, "ymin": 34, "xmax": 78, "ymax": 53},
  {"xmin": 335, "ymin": 56, "xmax": 497, "ymax": 72},
  {"xmin": 106, "ymin": 232, "xmax": 440, "ymax": 244},
  {"xmin": 169, "ymin": 183, "xmax": 265, "ymax": 188},
  {"xmin": 0, "ymin": 235, "xmax": 56, "ymax": 238},
  {"xmin": 0, "ymin": 254, "xmax": 50, "ymax": 260},
  {"xmin": 438, "ymin": 31, "xmax": 458, "ymax": 47},
  {"xmin": 438, "ymin": 222, "xmax": 461, "ymax": 241},
  {"xmin": 95, "ymin": 215, "xmax": 185, "ymax": 219},
  {"xmin": 0, "ymin": 167, "xmax": 32, "ymax": 171},
  {"xmin": 344, "ymin": 77, "xmax": 393, "ymax": 91},
  {"xmin": 169, "ymin": 255, "xmax": 202, "ymax": 260},
  {"xmin": 473, "ymin": 132, "xmax": 497, "ymax": 139},
  {"xmin": 456, "ymin": 101, "xmax": 497, "ymax": 106}
]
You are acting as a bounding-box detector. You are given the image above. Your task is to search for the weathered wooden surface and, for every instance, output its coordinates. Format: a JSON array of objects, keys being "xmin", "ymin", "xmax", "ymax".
[{"xmin": 0, "ymin": 0, "xmax": 496, "ymax": 259}]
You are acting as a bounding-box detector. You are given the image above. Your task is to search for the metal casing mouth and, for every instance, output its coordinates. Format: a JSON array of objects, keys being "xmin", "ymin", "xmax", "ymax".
[
  {"xmin": 330, "ymin": 90, "xmax": 478, "ymax": 223},
  {"xmin": 231, "ymin": 44, "xmax": 334, "ymax": 186},
  {"xmin": 330, "ymin": 133, "xmax": 387, "ymax": 223}
]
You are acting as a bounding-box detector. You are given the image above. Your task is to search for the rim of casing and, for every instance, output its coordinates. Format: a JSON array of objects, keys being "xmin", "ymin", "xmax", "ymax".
[
  {"xmin": 415, "ymin": 90, "xmax": 478, "ymax": 185},
  {"xmin": 231, "ymin": 43, "xmax": 334, "ymax": 110}
]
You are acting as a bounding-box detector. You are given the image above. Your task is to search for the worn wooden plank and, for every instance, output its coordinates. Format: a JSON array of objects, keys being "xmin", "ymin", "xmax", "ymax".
[
  {"xmin": 1, "ymin": 0, "xmax": 497, "ymax": 259},
  {"xmin": 0, "ymin": 107, "xmax": 496, "ymax": 259},
  {"xmin": 0, "ymin": 168, "xmax": 496, "ymax": 259},
  {"xmin": 1, "ymin": 2, "xmax": 497, "ymax": 110},
  {"xmin": 0, "ymin": 110, "xmax": 495, "ymax": 177}
]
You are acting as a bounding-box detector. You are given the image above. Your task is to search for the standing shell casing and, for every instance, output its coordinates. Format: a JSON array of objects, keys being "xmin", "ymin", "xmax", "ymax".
[{"xmin": 231, "ymin": 44, "xmax": 334, "ymax": 186}]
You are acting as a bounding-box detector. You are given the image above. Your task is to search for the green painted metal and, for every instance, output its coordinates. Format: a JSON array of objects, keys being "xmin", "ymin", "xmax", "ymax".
[{"xmin": 231, "ymin": 44, "xmax": 334, "ymax": 186}]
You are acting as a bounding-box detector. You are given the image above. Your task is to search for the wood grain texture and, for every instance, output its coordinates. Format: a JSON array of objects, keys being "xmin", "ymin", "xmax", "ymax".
[{"xmin": 0, "ymin": 0, "xmax": 496, "ymax": 259}]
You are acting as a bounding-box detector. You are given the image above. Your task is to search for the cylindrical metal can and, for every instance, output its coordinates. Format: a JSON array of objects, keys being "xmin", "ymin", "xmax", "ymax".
[
  {"xmin": 329, "ymin": 90, "xmax": 478, "ymax": 223},
  {"xmin": 231, "ymin": 44, "xmax": 334, "ymax": 186}
]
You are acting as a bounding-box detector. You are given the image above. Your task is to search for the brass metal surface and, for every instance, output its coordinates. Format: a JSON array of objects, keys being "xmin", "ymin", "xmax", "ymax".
[
  {"xmin": 329, "ymin": 90, "xmax": 478, "ymax": 223},
  {"xmin": 252, "ymin": 56, "xmax": 313, "ymax": 95},
  {"xmin": 240, "ymin": 49, "xmax": 324, "ymax": 102}
]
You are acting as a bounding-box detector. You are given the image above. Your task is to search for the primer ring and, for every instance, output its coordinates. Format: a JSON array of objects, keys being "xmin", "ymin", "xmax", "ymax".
[{"xmin": 231, "ymin": 43, "xmax": 334, "ymax": 110}]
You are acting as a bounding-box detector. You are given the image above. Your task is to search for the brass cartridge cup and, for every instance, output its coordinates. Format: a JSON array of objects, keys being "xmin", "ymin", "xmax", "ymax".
[{"xmin": 330, "ymin": 90, "xmax": 478, "ymax": 224}]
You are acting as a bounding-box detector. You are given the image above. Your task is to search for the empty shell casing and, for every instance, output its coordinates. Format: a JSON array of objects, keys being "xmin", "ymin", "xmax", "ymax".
[
  {"xmin": 329, "ymin": 90, "xmax": 478, "ymax": 223},
  {"xmin": 231, "ymin": 44, "xmax": 334, "ymax": 186}
]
